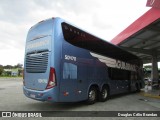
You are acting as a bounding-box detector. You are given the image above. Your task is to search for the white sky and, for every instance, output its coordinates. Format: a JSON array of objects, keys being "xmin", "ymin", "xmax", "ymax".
[{"xmin": 0, "ymin": 0, "xmax": 151, "ymax": 66}]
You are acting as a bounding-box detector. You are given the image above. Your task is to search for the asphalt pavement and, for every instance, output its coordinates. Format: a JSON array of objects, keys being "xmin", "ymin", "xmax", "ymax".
[{"xmin": 0, "ymin": 78, "xmax": 159, "ymax": 120}]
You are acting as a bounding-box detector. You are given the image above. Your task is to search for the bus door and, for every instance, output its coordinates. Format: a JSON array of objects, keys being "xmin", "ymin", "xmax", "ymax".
[{"xmin": 76, "ymin": 62, "xmax": 90, "ymax": 101}]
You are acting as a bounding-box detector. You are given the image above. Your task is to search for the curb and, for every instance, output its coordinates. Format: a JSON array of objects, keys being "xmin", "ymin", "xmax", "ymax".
[{"xmin": 139, "ymin": 91, "xmax": 160, "ymax": 99}]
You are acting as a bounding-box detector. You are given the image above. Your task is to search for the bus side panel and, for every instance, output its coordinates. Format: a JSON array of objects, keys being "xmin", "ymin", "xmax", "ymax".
[{"xmin": 59, "ymin": 39, "xmax": 111, "ymax": 102}]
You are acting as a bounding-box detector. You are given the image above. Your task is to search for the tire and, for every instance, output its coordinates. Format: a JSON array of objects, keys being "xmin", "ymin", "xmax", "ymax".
[
  {"xmin": 99, "ymin": 86, "xmax": 109, "ymax": 102},
  {"xmin": 86, "ymin": 87, "xmax": 98, "ymax": 105}
]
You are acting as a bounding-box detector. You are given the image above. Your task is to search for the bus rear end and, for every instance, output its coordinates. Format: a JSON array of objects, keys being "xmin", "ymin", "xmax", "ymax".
[{"xmin": 23, "ymin": 18, "xmax": 58, "ymax": 102}]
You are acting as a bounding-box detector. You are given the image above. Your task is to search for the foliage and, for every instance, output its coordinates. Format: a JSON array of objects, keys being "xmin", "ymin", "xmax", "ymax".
[
  {"xmin": 2, "ymin": 63, "xmax": 23, "ymax": 69},
  {"xmin": 0, "ymin": 65, "xmax": 3, "ymax": 75},
  {"xmin": 0, "ymin": 63, "xmax": 23, "ymax": 77}
]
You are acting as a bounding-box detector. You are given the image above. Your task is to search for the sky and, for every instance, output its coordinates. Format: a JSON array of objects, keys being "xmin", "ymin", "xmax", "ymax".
[{"xmin": 0, "ymin": 0, "xmax": 151, "ymax": 66}]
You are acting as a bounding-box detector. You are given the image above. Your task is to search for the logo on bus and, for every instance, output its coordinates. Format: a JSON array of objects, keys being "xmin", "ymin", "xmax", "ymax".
[
  {"xmin": 65, "ymin": 55, "xmax": 76, "ymax": 61},
  {"xmin": 26, "ymin": 39, "xmax": 49, "ymax": 50},
  {"xmin": 116, "ymin": 60, "xmax": 136, "ymax": 71},
  {"xmin": 90, "ymin": 52, "xmax": 136, "ymax": 71}
]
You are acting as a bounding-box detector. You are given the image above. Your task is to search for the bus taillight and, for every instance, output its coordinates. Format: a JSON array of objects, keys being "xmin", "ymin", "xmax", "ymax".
[{"xmin": 46, "ymin": 67, "xmax": 56, "ymax": 89}]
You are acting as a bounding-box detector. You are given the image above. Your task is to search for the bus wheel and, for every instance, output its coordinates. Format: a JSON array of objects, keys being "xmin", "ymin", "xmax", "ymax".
[
  {"xmin": 86, "ymin": 87, "xmax": 97, "ymax": 104},
  {"xmin": 99, "ymin": 86, "xmax": 109, "ymax": 102}
]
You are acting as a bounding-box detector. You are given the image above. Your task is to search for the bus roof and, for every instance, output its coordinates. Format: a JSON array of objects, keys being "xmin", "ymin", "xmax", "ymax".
[{"xmin": 61, "ymin": 22, "xmax": 139, "ymax": 62}]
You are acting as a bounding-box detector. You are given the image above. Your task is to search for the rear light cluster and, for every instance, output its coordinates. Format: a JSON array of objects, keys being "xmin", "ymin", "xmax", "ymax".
[{"xmin": 46, "ymin": 67, "xmax": 57, "ymax": 89}]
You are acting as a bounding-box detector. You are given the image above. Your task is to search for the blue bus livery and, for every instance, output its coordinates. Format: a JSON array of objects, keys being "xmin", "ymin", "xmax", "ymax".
[{"xmin": 23, "ymin": 17, "xmax": 144, "ymax": 104}]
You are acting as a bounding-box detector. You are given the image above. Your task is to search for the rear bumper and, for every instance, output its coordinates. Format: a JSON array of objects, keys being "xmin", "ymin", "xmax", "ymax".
[{"xmin": 23, "ymin": 86, "xmax": 57, "ymax": 102}]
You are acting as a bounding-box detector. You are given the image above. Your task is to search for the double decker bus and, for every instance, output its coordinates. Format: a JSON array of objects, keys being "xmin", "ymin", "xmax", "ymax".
[{"xmin": 23, "ymin": 17, "xmax": 144, "ymax": 104}]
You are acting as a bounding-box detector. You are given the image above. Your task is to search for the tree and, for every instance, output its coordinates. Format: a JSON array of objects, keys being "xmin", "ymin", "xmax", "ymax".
[
  {"xmin": 0, "ymin": 65, "xmax": 3, "ymax": 75},
  {"xmin": 4, "ymin": 65, "xmax": 13, "ymax": 69},
  {"xmin": 14, "ymin": 63, "xmax": 23, "ymax": 68}
]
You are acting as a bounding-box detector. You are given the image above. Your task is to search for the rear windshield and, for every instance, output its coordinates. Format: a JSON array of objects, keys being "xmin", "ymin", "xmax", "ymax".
[{"xmin": 27, "ymin": 19, "xmax": 53, "ymax": 41}]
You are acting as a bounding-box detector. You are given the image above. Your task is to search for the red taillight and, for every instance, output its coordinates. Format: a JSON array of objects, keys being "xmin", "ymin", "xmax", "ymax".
[{"xmin": 46, "ymin": 67, "xmax": 56, "ymax": 89}]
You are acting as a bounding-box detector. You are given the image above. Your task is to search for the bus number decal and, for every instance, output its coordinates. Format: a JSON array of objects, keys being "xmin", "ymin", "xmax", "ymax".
[
  {"xmin": 65, "ymin": 55, "xmax": 76, "ymax": 61},
  {"xmin": 38, "ymin": 79, "xmax": 48, "ymax": 84}
]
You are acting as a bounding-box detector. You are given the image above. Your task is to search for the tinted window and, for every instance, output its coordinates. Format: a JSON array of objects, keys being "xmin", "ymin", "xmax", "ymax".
[
  {"xmin": 63, "ymin": 62, "xmax": 77, "ymax": 79},
  {"xmin": 108, "ymin": 67, "xmax": 131, "ymax": 80}
]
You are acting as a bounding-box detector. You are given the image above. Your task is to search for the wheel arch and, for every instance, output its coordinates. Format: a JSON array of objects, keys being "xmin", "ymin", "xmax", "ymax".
[
  {"xmin": 88, "ymin": 84, "xmax": 100, "ymax": 93},
  {"xmin": 100, "ymin": 84, "xmax": 110, "ymax": 93}
]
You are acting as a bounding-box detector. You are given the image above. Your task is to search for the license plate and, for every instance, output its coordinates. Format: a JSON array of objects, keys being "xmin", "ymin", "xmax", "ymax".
[{"xmin": 30, "ymin": 94, "xmax": 36, "ymax": 98}]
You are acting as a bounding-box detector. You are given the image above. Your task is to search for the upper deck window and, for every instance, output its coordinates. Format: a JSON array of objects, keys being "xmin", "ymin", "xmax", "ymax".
[{"xmin": 61, "ymin": 22, "xmax": 140, "ymax": 64}]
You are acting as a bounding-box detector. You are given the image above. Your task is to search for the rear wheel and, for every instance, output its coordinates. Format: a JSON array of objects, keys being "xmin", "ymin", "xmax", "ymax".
[
  {"xmin": 99, "ymin": 86, "xmax": 109, "ymax": 102},
  {"xmin": 86, "ymin": 87, "xmax": 98, "ymax": 104}
]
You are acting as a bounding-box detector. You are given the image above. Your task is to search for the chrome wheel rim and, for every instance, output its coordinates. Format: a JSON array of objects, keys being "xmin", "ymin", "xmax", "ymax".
[
  {"xmin": 102, "ymin": 89, "xmax": 107, "ymax": 99},
  {"xmin": 89, "ymin": 90, "xmax": 96, "ymax": 101}
]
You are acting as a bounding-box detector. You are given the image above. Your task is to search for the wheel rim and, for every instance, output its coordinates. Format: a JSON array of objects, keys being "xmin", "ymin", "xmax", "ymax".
[
  {"xmin": 102, "ymin": 89, "xmax": 108, "ymax": 99},
  {"xmin": 89, "ymin": 90, "xmax": 96, "ymax": 101}
]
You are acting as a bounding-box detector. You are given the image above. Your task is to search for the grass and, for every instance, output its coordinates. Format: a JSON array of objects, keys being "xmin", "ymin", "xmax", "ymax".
[{"xmin": 0, "ymin": 76, "xmax": 22, "ymax": 78}]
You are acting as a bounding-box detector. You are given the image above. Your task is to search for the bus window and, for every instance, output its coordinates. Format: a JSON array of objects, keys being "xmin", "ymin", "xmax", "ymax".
[
  {"xmin": 108, "ymin": 67, "xmax": 130, "ymax": 80},
  {"xmin": 63, "ymin": 62, "xmax": 77, "ymax": 79}
]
